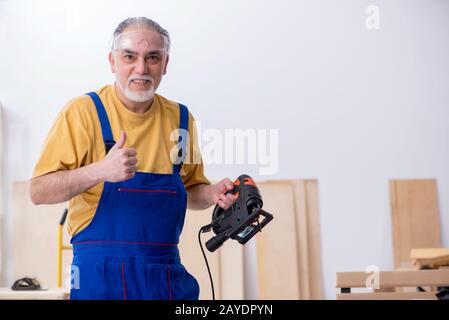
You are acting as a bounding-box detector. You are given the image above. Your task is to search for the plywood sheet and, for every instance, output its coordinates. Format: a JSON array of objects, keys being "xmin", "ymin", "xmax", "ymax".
[
  {"xmin": 293, "ymin": 181, "xmax": 310, "ymax": 298},
  {"xmin": 12, "ymin": 182, "xmax": 71, "ymax": 289},
  {"xmin": 256, "ymin": 181, "xmax": 300, "ymax": 299},
  {"xmin": 293, "ymin": 180, "xmax": 323, "ymax": 299},
  {"xmin": 179, "ymin": 207, "xmax": 223, "ymax": 300},
  {"xmin": 0, "ymin": 103, "xmax": 3, "ymax": 282},
  {"xmin": 256, "ymin": 180, "xmax": 323, "ymax": 300},
  {"xmin": 389, "ymin": 180, "xmax": 442, "ymax": 269}
]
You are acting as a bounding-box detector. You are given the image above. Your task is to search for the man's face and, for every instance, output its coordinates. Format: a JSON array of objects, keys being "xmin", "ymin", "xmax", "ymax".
[{"xmin": 109, "ymin": 28, "xmax": 169, "ymax": 103}]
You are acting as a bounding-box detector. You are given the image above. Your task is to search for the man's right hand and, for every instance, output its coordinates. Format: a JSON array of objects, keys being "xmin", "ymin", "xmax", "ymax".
[
  {"xmin": 97, "ymin": 130, "xmax": 138, "ymax": 182},
  {"xmin": 30, "ymin": 130, "xmax": 138, "ymax": 205}
]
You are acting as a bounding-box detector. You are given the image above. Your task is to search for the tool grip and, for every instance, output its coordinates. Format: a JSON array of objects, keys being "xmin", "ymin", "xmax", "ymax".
[
  {"xmin": 205, "ymin": 233, "xmax": 227, "ymax": 252},
  {"xmin": 59, "ymin": 208, "xmax": 68, "ymax": 226}
]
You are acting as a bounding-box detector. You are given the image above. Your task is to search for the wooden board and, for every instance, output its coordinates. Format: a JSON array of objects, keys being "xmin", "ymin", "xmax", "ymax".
[
  {"xmin": 336, "ymin": 270, "xmax": 449, "ymax": 288},
  {"xmin": 389, "ymin": 180, "xmax": 442, "ymax": 269},
  {"xmin": 0, "ymin": 103, "xmax": 3, "ymax": 282},
  {"xmin": 411, "ymin": 248, "xmax": 449, "ymax": 269},
  {"xmin": 256, "ymin": 180, "xmax": 323, "ymax": 300},
  {"xmin": 12, "ymin": 182, "xmax": 71, "ymax": 289},
  {"xmin": 293, "ymin": 180, "xmax": 323, "ymax": 299},
  {"xmin": 293, "ymin": 181, "xmax": 310, "ymax": 298},
  {"xmin": 305, "ymin": 180, "xmax": 324, "ymax": 299},
  {"xmin": 256, "ymin": 181, "xmax": 301, "ymax": 299},
  {"xmin": 179, "ymin": 207, "xmax": 223, "ymax": 300}
]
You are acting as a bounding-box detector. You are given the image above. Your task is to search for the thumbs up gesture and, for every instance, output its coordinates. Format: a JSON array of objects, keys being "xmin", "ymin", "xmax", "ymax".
[{"xmin": 97, "ymin": 131, "xmax": 138, "ymax": 182}]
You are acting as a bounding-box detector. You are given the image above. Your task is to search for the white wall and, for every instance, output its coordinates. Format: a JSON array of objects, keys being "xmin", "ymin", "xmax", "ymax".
[{"xmin": 1, "ymin": 0, "xmax": 448, "ymax": 299}]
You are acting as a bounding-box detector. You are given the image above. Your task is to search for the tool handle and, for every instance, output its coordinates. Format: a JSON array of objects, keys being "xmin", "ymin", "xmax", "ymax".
[
  {"xmin": 205, "ymin": 233, "xmax": 228, "ymax": 252},
  {"xmin": 59, "ymin": 208, "xmax": 68, "ymax": 226},
  {"xmin": 224, "ymin": 184, "xmax": 239, "ymax": 196}
]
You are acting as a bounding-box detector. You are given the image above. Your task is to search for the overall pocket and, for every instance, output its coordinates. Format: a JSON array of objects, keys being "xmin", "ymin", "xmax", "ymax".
[{"xmin": 112, "ymin": 185, "xmax": 182, "ymax": 244}]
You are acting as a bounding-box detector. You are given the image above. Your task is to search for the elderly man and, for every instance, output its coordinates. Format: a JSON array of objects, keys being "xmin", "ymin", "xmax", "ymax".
[{"xmin": 30, "ymin": 17, "xmax": 237, "ymax": 300}]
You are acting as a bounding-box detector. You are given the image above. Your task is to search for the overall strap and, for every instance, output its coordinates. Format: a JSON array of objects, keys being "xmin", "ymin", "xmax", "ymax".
[
  {"xmin": 86, "ymin": 92, "xmax": 115, "ymax": 153},
  {"xmin": 173, "ymin": 103, "xmax": 189, "ymax": 174}
]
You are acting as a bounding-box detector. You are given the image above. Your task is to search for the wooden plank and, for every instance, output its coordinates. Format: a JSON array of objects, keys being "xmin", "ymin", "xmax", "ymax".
[
  {"xmin": 292, "ymin": 180, "xmax": 323, "ymax": 299},
  {"xmin": 0, "ymin": 103, "xmax": 3, "ymax": 282},
  {"xmin": 336, "ymin": 270, "xmax": 449, "ymax": 288},
  {"xmin": 389, "ymin": 180, "xmax": 441, "ymax": 269},
  {"xmin": 411, "ymin": 248, "xmax": 449, "ymax": 269},
  {"xmin": 179, "ymin": 207, "xmax": 223, "ymax": 300},
  {"xmin": 256, "ymin": 181, "xmax": 300, "ymax": 299},
  {"xmin": 12, "ymin": 182, "xmax": 71, "ymax": 289},
  {"xmin": 292, "ymin": 180, "xmax": 310, "ymax": 299},
  {"xmin": 304, "ymin": 180, "xmax": 323, "ymax": 299},
  {"xmin": 337, "ymin": 291, "xmax": 437, "ymax": 300},
  {"xmin": 0, "ymin": 104, "xmax": 2, "ymax": 210}
]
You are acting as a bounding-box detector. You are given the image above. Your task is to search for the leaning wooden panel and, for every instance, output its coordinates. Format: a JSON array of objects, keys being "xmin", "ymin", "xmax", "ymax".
[
  {"xmin": 256, "ymin": 181, "xmax": 300, "ymax": 299},
  {"xmin": 389, "ymin": 180, "xmax": 441, "ymax": 269},
  {"xmin": 12, "ymin": 182, "xmax": 71, "ymax": 289},
  {"xmin": 303, "ymin": 180, "xmax": 323, "ymax": 299},
  {"xmin": 0, "ymin": 102, "xmax": 2, "ymax": 213},
  {"xmin": 179, "ymin": 208, "xmax": 222, "ymax": 300},
  {"xmin": 292, "ymin": 180, "xmax": 310, "ymax": 299},
  {"xmin": 0, "ymin": 103, "xmax": 3, "ymax": 281}
]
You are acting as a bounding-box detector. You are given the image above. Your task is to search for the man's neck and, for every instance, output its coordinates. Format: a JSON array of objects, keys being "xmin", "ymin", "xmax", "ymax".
[{"xmin": 114, "ymin": 83, "xmax": 154, "ymax": 114}]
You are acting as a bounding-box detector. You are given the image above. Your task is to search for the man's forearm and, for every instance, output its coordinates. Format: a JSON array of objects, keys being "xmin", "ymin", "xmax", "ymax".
[
  {"xmin": 30, "ymin": 162, "xmax": 103, "ymax": 205},
  {"xmin": 186, "ymin": 183, "xmax": 214, "ymax": 210}
]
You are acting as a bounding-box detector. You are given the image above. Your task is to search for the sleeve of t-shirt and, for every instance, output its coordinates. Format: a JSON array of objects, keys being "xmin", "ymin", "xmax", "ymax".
[
  {"xmin": 181, "ymin": 112, "xmax": 211, "ymax": 188},
  {"xmin": 32, "ymin": 99, "xmax": 91, "ymax": 179}
]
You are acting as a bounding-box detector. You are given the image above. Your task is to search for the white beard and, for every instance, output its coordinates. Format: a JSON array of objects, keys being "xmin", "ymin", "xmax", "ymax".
[
  {"xmin": 124, "ymin": 85, "xmax": 155, "ymax": 102},
  {"xmin": 116, "ymin": 75, "xmax": 155, "ymax": 103}
]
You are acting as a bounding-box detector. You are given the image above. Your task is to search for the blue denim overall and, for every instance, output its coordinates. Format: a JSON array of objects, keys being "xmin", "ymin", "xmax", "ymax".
[{"xmin": 70, "ymin": 92, "xmax": 199, "ymax": 300}]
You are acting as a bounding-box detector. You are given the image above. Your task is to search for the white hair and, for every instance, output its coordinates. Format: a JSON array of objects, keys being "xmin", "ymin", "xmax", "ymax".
[{"xmin": 112, "ymin": 17, "xmax": 170, "ymax": 51}]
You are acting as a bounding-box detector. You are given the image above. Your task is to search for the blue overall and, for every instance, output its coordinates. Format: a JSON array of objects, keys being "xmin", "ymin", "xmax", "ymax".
[{"xmin": 69, "ymin": 92, "xmax": 199, "ymax": 300}]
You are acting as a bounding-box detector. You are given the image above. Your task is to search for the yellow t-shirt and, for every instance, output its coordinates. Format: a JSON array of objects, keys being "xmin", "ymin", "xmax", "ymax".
[{"xmin": 32, "ymin": 84, "xmax": 210, "ymax": 236}]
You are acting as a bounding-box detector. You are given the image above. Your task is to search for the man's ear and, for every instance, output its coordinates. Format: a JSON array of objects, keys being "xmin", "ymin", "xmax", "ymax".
[
  {"xmin": 163, "ymin": 54, "xmax": 170, "ymax": 75},
  {"xmin": 109, "ymin": 51, "xmax": 116, "ymax": 73}
]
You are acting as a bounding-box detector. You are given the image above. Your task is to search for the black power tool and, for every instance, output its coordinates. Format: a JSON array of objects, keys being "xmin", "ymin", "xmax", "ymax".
[
  {"xmin": 198, "ymin": 174, "xmax": 273, "ymax": 299},
  {"xmin": 203, "ymin": 174, "xmax": 274, "ymax": 252}
]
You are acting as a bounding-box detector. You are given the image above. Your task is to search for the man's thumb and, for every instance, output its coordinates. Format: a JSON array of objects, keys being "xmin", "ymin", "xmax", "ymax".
[{"xmin": 114, "ymin": 130, "xmax": 126, "ymax": 149}]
